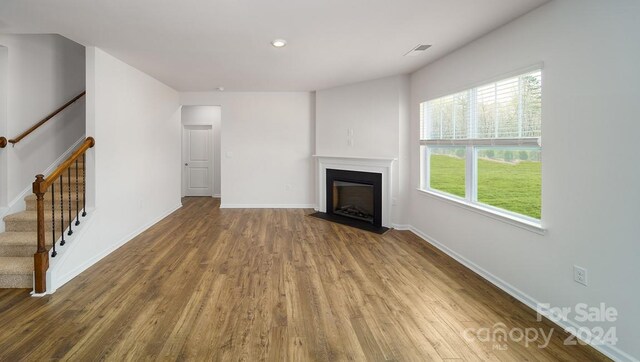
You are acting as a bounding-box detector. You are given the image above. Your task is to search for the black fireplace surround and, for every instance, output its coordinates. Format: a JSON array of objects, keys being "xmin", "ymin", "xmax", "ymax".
[
  {"xmin": 326, "ymin": 169, "xmax": 382, "ymax": 228},
  {"xmin": 310, "ymin": 168, "xmax": 387, "ymax": 233}
]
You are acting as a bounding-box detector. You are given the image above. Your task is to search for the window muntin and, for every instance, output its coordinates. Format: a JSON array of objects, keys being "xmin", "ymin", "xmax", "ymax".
[{"xmin": 420, "ymin": 69, "xmax": 542, "ymax": 221}]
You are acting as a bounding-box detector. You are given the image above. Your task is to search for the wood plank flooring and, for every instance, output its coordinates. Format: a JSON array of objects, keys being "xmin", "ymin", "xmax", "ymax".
[{"xmin": 0, "ymin": 197, "xmax": 608, "ymax": 361}]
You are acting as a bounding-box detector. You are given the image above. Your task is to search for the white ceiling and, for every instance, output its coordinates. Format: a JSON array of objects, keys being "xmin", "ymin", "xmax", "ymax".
[{"xmin": 0, "ymin": 0, "xmax": 548, "ymax": 91}]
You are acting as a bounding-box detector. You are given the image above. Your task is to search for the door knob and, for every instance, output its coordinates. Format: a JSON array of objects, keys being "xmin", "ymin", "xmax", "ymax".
[{"xmin": 185, "ymin": 163, "xmax": 189, "ymax": 166}]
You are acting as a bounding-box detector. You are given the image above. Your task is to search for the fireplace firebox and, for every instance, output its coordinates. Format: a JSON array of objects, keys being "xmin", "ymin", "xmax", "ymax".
[{"xmin": 325, "ymin": 169, "xmax": 383, "ymax": 229}]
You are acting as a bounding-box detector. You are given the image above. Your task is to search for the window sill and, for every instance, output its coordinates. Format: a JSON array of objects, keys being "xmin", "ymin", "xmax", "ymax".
[{"xmin": 415, "ymin": 188, "xmax": 546, "ymax": 235}]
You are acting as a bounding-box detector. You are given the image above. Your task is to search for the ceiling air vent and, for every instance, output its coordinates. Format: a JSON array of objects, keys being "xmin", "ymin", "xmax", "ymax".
[{"xmin": 404, "ymin": 44, "xmax": 432, "ymax": 57}]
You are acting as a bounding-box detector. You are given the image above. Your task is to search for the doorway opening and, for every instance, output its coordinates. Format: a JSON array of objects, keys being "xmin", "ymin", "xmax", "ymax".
[{"xmin": 181, "ymin": 106, "xmax": 221, "ymax": 198}]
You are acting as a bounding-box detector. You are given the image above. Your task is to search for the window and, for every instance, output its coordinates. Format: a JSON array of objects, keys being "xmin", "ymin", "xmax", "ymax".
[{"xmin": 420, "ymin": 69, "xmax": 542, "ymax": 222}]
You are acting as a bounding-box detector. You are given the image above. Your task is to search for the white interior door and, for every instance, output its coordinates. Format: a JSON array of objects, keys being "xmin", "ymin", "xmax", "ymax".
[{"xmin": 183, "ymin": 126, "xmax": 213, "ymax": 196}]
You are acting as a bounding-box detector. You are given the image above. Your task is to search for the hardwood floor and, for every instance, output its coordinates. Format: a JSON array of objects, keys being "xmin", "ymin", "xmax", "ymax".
[{"xmin": 0, "ymin": 197, "xmax": 607, "ymax": 361}]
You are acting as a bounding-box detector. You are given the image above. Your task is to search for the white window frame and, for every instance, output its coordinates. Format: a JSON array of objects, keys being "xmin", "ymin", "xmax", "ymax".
[{"xmin": 418, "ymin": 68, "xmax": 544, "ymax": 234}]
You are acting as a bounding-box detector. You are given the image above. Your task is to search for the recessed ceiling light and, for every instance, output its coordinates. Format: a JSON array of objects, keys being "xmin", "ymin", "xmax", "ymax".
[{"xmin": 271, "ymin": 39, "xmax": 287, "ymax": 48}]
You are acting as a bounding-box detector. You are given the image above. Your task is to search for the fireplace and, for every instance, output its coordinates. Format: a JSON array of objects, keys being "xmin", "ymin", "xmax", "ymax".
[
  {"xmin": 312, "ymin": 155, "xmax": 395, "ymax": 233},
  {"xmin": 325, "ymin": 168, "xmax": 383, "ymax": 228}
]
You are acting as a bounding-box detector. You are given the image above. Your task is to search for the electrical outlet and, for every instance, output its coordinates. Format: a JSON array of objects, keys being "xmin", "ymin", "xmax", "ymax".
[
  {"xmin": 347, "ymin": 138, "xmax": 354, "ymax": 146},
  {"xmin": 285, "ymin": 184, "xmax": 292, "ymax": 191},
  {"xmin": 573, "ymin": 265, "xmax": 588, "ymax": 286}
]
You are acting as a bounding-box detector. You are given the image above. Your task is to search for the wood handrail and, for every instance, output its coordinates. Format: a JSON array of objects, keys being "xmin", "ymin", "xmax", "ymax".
[
  {"xmin": 34, "ymin": 137, "xmax": 95, "ymax": 193},
  {"xmin": 0, "ymin": 137, "xmax": 6, "ymax": 148},
  {"xmin": 8, "ymin": 91, "xmax": 86, "ymax": 145},
  {"xmin": 32, "ymin": 136, "xmax": 95, "ymax": 294}
]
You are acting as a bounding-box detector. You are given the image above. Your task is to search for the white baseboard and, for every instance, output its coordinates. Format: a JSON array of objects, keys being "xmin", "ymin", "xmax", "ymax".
[
  {"xmin": 0, "ymin": 136, "xmax": 86, "ymax": 232},
  {"xmin": 392, "ymin": 223, "xmax": 411, "ymax": 230},
  {"xmin": 220, "ymin": 203, "xmax": 316, "ymax": 209},
  {"xmin": 407, "ymin": 225, "xmax": 637, "ymax": 362},
  {"xmin": 213, "ymin": 194, "xmax": 221, "ymax": 198},
  {"xmin": 50, "ymin": 203, "xmax": 182, "ymax": 292}
]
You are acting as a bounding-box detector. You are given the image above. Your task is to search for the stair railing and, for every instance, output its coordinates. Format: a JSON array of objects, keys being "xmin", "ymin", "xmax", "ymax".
[
  {"xmin": 8, "ymin": 91, "xmax": 85, "ymax": 146},
  {"xmin": 32, "ymin": 136, "xmax": 94, "ymax": 294}
]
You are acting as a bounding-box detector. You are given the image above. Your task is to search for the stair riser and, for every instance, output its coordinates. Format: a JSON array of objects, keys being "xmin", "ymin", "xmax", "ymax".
[
  {"xmin": 0, "ymin": 241, "xmax": 54, "ymax": 257},
  {"xmin": 0, "ymin": 274, "xmax": 32, "ymax": 288},
  {"xmin": 6, "ymin": 220, "xmax": 39, "ymax": 232},
  {"xmin": 4, "ymin": 204, "xmax": 83, "ymax": 227},
  {"xmin": 0, "ymin": 245, "xmax": 35, "ymax": 257},
  {"xmin": 46, "ymin": 182, "xmax": 85, "ymax": 190},
  {"xmin": 26, "ymin": 199, "xmax": 85, "ymax": 211},
  {"xmin": 5, "ymin": 219, "xmax": 80, "ymax": 232},
  {"xmin": 46, "ymin": 177, "xmax": 85, "ymax": 186},
  {"xmin": 25, "ymin": 191, "xmax": 84, "ymax": 200}
]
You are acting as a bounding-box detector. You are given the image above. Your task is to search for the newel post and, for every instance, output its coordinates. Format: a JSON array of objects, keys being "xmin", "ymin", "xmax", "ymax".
[{"xmin": 33, "ymin": 174, "xmax": 48, "ymax": 294}]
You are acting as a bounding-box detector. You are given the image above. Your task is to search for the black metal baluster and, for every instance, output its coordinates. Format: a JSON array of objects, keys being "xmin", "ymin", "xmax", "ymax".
[
  {"xmin": 67, "ymin": 167, "xmax": 73, "ymax": 236},
  {"xmin": 51, "ymin": 183, "xmax": 57, "ymax": 257},
  {"xmin": 59, "ymin": 175, "xmax": 65, "ymax": 246},
  {"xmin": 75, "ymin": 159, "xmax": 80, "ymax": 226},
  {"xmin": 82, "ymin": 153, "xmax": 86, "ymax": 217}
]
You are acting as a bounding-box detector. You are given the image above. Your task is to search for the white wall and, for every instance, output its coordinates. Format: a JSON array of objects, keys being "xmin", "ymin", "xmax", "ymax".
[
  {"xmin": 180, "ymin": 92, "xmax": 315, "ymax": 208},
  {"xmin": 181, "ymin": 106, "xmax": 221, "ymax": 196},
  {"xmin": 315, "ymin": 75, "xmax": 410, "ymax": 224},
  {"xmin": 409, "ymin": 0, "xmax": 640, "ymax": 360},
  {"xmin": 0, "ymin": 35, "xmax": 85, "ymax": 209},
  {"xmin": 0, "ymin": 46, "xmax": 7, "ymax": 208},
  {"xmin": 51, "ymin": 47, "xmax": 181, "ymax": 288}
]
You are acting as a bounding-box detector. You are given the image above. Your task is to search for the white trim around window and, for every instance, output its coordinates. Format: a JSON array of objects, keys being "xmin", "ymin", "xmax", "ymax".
[
  {"xmin": 416, "ymin": 188, "xmax": 545, "ymax": 235},
  {"xmin": 419, "ymin": 67, "xmax": 543, "ymax": 229}
]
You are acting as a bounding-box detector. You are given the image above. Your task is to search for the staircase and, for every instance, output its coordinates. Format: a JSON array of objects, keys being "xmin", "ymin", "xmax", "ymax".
[
  {"xmin": 0, "ymin": 91, "xmax": 91, "ymax": 293},
  {"xmin": 0, "ymin": 159, "xmax": 85, "ymax": 289}
]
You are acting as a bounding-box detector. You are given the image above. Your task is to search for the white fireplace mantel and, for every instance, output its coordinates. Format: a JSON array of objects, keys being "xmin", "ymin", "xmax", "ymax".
[{"xmin": 313, "ymin": 155, "xmax": 396, "ymax": 227}]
